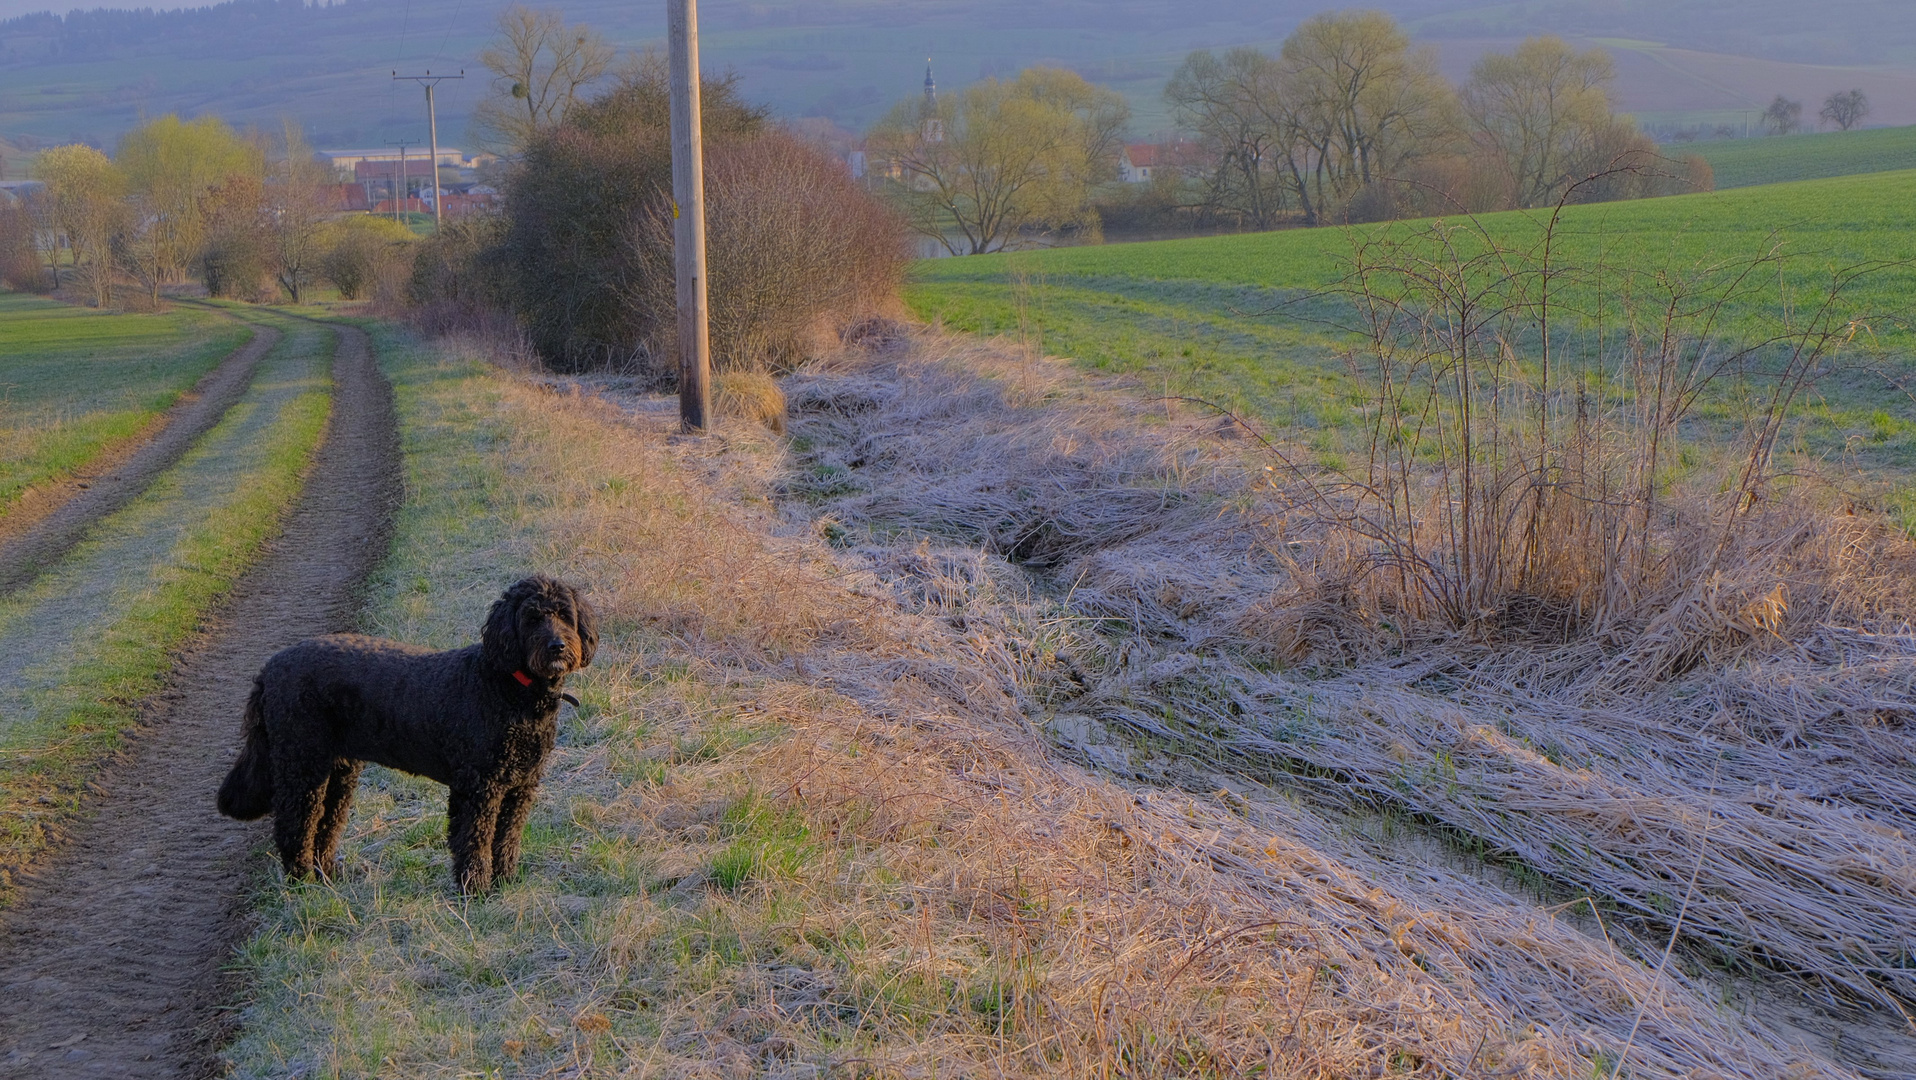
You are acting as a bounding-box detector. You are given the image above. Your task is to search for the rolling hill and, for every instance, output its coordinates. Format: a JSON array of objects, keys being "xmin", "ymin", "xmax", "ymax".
[{"xmin": 5, "ymin": 0, "xmax": 1916, "ymax": 155}]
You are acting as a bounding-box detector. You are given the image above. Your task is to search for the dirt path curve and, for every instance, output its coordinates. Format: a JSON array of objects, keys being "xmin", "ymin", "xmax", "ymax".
[
  {"xmin": 0, "ymin": 318, "xmax": 401, "ymax": 1079},
  {"xmin": 0, "ymin": 318, "xmax": 279, "ymax": 597}
]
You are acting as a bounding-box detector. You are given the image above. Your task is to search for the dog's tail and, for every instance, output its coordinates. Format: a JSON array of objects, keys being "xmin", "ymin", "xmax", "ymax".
[{"xmin": 216, "ymin": 676, "xmax": 273, "ymax": 820}]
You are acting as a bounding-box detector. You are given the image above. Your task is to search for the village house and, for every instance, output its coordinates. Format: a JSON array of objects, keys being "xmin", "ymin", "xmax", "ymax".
[{"xmin": 1119, "ymin": 144, "xmax": 1157, "ymax": 183}]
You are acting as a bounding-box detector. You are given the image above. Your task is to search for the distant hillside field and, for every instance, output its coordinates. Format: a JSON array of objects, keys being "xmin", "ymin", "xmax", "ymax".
[
  {"xmin": 909, "ymin": 170, "xmax": 1916, "ymax": 473},
  {"xmin": 6, "ymin": 0, "xmax": 1916, "ymax": 154},
  {"xmin": 1672, "ymin": 126, "xmax": 1916, "ymax": 189}
]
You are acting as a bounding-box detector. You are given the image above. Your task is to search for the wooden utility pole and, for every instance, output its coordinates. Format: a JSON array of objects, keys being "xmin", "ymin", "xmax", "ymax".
[
  {"xmin": 392, "ymin": 70, "xmax": 463, "ymax": 231},
  {"xmin": 668, "ymin": 0, "xmax": 711, "ymax": 432},
  {"xmin": 385, "ymin": 139, "xmax": 417, "ymax": 223}
]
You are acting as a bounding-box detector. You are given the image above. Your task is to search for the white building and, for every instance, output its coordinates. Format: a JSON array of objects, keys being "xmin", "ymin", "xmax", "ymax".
[
  {"xmin": 1119, "ymin": 144, "xmax": 1157, "ymax": 183},
  {"xmin": 315, "ymin": 147, "xmax": 469, "ymax": 172}
]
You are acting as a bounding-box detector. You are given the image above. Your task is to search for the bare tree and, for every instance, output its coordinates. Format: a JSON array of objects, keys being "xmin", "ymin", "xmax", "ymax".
[
  {"xmin": 869, "ymin": 68, "xmax": 1124, "ymax": 255},
  {"xmin": 1820, "ymin": 88, "xmax": 1869, "ymax": 131},
  {"xmin": 269, "ymin": 121, "xmax": 334, "ymax": 304},
  {"xmin": 472, "ymin": 6, "xmax": 614, "ymax": 154},
  {"xmin": 1462, "ymin": 36, "xmax": 1615, "ymax": 208},
  {"xmin": 1275, "ymin": 11, "xmax": 1456, "ymax": 224},
  {"xmin": 1761, "ymin": 95, "xmax": 1802, "ymax": 135},
  {"xmin": 35, "ymin": 143, "xmax": 126, "ymax": 306},
  {"xmin": 1163, "ymin": 48, "xmax": 1289, "ymax": 228}
]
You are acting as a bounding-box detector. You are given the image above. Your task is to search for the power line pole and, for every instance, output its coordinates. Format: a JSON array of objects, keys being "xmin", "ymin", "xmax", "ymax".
[
  {"xmin": 392, "ymin": 69, "xmax": 463, "ymax": 231},
  {"xmin": 668, "ymin": 0, "xmax": 711, "ymax": 432},
  {"xmin": 385, "ymin": 139, "xmax": 417, "ymax": 223}
]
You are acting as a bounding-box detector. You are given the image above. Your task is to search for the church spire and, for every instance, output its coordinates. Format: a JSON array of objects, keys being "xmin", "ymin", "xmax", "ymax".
[{"xmin": 924, "ymin": 58, "xmax": 936, "ymax": 107}]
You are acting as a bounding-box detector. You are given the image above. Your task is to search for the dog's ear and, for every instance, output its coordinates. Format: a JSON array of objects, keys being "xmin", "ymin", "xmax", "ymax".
[
  {"xmin": 482, "ymin": 579, "xmax": 535, "ymax": 674},
  {"xmin": 567, "ymin": 586, "xmax": 598, "ymax": 670}
]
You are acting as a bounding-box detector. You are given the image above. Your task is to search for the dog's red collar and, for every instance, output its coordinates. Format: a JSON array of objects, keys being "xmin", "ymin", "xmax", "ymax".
[{"xmin": 510, "ymin": 669, "xmax": 579, "ymax": 708}]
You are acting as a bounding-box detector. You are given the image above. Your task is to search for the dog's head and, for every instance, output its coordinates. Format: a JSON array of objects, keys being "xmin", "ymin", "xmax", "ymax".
[{"xmin": 482, "ymin": 576, "xmax": 598, "ymax": 683}]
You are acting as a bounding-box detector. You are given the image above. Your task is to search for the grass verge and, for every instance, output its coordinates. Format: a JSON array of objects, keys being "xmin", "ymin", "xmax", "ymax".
[
  {"xmin": 217, "ymin": 327, "xmax": 1861, "ymax": 1078},
  {"xmin": 0, "ymin": 313, "xmax": 332, "ymax": 898},
  {"xmin": 0, "ymin": 292, "xmax": 250, "ymax": 519}
]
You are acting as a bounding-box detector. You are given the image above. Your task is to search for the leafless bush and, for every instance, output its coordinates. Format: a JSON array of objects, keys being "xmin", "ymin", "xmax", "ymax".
[
  {"xmin": 406, "ymin": 215, "xmax": 509, "ymax": 335},
  {"xmin": 628, "ymin": 132, "xmax": 908, "ymax": 374},
  {"xmin": 320, "ymin": 216, "xmax": 415, "ymax": 301},
  {"xmin": 1248, "ymin": 180, "xmax": 1899, "ymax": 684},
  {"xmin": 0, "ymin": 201, "xmax": 51, "ymax": 293}
]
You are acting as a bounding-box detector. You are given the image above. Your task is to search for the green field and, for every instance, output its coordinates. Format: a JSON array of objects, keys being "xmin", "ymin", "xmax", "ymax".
[
  {"xmin": 1674, "ymin": 124, "xmax": 1916, "ymax": 188},
  {"xmin": 909, "ymin": 169, "xmax": 1916, "ymax": 481},
  {"xmin": 0, "ymin": 293, "xmax": 248, "ymax": 517}
]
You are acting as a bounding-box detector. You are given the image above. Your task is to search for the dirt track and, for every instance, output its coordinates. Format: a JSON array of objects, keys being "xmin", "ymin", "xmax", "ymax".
[
  {"xmin": 0, "ymin": 318, "xmax": 278, "ymax": 597},
  {"xmin": 0, "ymin": 318, "xmax": 400, "ymax": 1078}
]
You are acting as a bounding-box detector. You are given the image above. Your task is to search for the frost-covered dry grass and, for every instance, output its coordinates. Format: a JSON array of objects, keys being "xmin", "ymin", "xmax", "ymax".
[{"xmin": 222, "ymin": 322, "xmax": 1912, "ymax": 1078}]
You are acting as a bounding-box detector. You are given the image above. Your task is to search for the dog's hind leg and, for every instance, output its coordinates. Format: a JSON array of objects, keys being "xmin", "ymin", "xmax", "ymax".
[
  {"xmin": 490, "ymin": 781, "xmax": 539, "ymax": 886},
  {"xmin": 271, "ymin": 762, "xmax": 332, "ymax": 880},
  {"xmin": 311, "ymin": 759, "xmax": 364, "ymax": 879},
  {"xmin": 447, "ymin": 782, "xmax": 506, "ymax": 893}
]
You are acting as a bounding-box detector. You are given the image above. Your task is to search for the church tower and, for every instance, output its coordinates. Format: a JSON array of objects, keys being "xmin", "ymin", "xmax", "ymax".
[{"xmin": 920, "ymin": 58, "xmax": 945, "ymax": 143}]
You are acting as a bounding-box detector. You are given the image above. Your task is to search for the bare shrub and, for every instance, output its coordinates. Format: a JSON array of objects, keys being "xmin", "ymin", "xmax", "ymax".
[
  {"xmin": 197, "ymin": 173, "xmax": 276, "ymax": 301},
  {"xmin": 627, "ymin": 131, "xmax": 909, "ymax": 374},
  {"xmin": 0, "ymin": 201, "xmax": 51, "ymax": 292},
  {"xmin": 1249, "ymin": 183, "xmax": 1897, "ymax": 684},
  {"xmin": 319, "ymin": 215, "xmax": 414, "ymax": 301},
  {"xmin": 498, "ymin": 60, "xmax": 767, "ymax": 370},
  {"xmin": 496, "ymin": 57, "xmax": 904, "ymax": 374},
  {"xmin": 406, "ymin": 215, "xmax": 509, "ymax": 336}
]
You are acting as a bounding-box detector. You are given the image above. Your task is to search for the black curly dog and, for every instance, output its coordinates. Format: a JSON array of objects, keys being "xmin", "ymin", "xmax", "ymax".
[{"xmin": 217, "ymin": 576, "xmax": 597, "ymax": 892}]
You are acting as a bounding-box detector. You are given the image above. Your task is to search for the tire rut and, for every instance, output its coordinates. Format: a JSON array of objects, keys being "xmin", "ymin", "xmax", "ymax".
[
  {"xmin": 0, "ymin": 319, "xmax": 279, "ymax": 598},
  {"xmin": 0, "ymin": 318, "xmax": 402, "ymax": 1079}
]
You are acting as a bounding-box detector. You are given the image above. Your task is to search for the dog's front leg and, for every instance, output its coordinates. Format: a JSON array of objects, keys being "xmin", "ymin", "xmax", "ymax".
[
  {"xmin": 490, "ymin": 781, "xmax": 540, "ymax": 885},
  {"xmin": 447, "ymin": 781, "xmax": 506, "ymax": 893}
]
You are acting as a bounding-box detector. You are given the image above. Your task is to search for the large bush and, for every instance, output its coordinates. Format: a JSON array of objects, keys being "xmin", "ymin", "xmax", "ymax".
[
  {"xmin": 497, "ymin": 61, "xmax": 905, "ymax": 373},
  {"xmin": 627, "ymin": 132, "xmax": 908, "ymax": 372},
  {"xmin": 407, "ymin": 215, "xmax": 509, "ymax": 335},
  {"xmin": 320, "ymin": 215, "xmax": 415, "ymax": 301},
  {"xmin": 197, "ymin": 174, "xmax": 275, "ymax": 300}
]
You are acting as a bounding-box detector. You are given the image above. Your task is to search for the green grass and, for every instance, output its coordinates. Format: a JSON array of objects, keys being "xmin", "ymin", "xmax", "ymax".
[
  {"xmin": 1673, "ymin": 124, "xmax": 1916, "ymax": 189},
  {"xmin": 0, "ymin": 292, "xmax": 249, "ymax": 519},
  {"xmin": 908, "ymin": 170, "xmax": 1916, "ymax": 482},
  {"xmin": 0, "ymin": 310, "xmax": 332, "ymax": 895}
]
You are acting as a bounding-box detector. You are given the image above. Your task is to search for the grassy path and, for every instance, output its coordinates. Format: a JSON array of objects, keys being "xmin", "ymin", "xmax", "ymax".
[
  {"xmin": 0, "ymin": 310, "xmax": 400, "ymax": 1076},
  {"xmin": 0, "ymin": 312, "xmax": 333, "ymax": 893}
]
